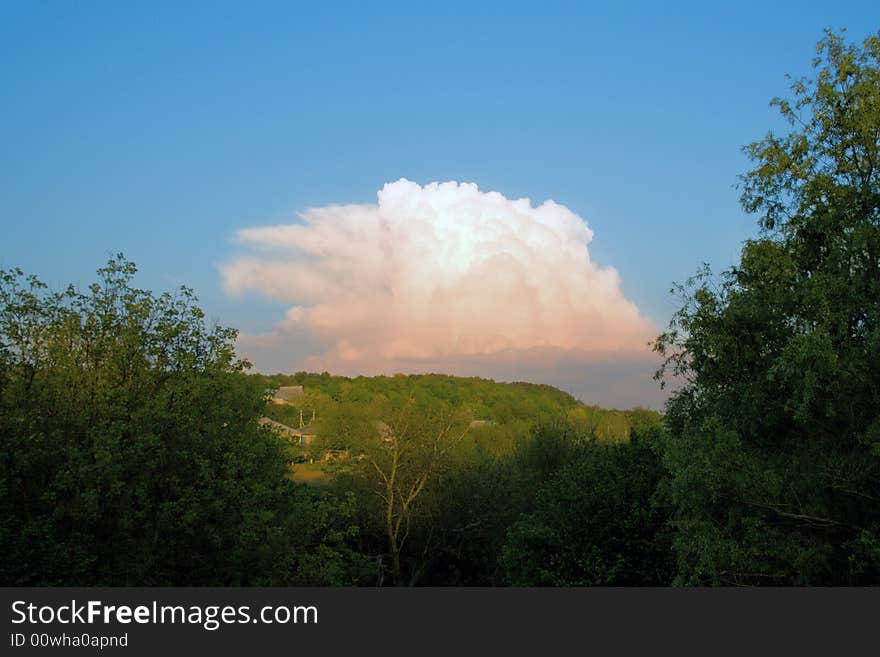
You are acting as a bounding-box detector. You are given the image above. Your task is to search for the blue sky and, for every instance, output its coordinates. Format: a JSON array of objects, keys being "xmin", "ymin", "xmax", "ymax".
[{"xmin": 1, "ymin": 2, "xmax": 878, "ymax": 402}]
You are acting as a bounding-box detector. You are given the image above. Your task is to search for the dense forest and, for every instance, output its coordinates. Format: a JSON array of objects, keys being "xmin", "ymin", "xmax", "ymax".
[{"xmin": 1, "ymin": 30, "xmax": 878, "ymax": 586}]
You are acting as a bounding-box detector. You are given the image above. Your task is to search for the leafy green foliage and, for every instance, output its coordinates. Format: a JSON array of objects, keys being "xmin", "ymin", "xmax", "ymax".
[
  {"xmin": 501, "ymin": 429, "xmax": 674, "ymax": 586},
  {"xmin": 0, "ymin": 256, "xmax": 366, "ymax": 585},
  {"xmin": 257, "ymin": 371, "xmax": 581, "ymax": 426},
  {"xmin": 655, "ymin": 30, "xmax": 880, "ymax": 585}
]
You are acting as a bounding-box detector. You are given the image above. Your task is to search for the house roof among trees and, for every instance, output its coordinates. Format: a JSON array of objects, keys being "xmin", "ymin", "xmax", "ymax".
[{"xmin": 272, "ymin": 385, "xmax": 304, "ymax": 401}]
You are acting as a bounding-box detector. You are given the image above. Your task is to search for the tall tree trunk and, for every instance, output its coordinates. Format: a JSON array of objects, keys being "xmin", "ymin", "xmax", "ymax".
[{"xmin": 386, "ymin": 449, "xmax": 401, "ymax": 584}]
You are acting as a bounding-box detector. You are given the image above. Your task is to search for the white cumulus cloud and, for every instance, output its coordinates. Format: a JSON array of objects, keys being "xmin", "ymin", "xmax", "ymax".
[{"xmin": 221, "ymin": 179, "xmax": 663, "ymax": 408}]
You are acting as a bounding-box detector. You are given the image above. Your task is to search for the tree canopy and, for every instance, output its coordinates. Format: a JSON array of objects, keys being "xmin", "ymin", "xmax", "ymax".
[
  {"xmin": 654, "ymin": 29, "xmax": 880, "ymax": 585},
  {"xmin": 0, "ymin": 256, "xmax": 364, "ymax": 585}
]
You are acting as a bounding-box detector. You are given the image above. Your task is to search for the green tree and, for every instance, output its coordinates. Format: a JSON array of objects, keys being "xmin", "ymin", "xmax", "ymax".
[
  {"xmin": 339, "ymin": 397, "xmax": 473, "ymax": 585},
  {"xmin": 654, "ymin": 30, "xmax": 880, "ymax": 584},
  {"xmin": 500, "ymin": 430, "xmax": 673, "ymax": 586},
  {"xmin": 0, "ymin": 255, "xmax": 337, "ymax": 584}
]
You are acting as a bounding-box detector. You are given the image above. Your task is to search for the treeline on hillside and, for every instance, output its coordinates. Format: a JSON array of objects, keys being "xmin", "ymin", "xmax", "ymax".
[
  {"xmin": 255, "ymin": 371, "xmax": 659, "ymax": 445},
  {"xmin": 257, "ymin": 371, "xmax": 579, "ymax": 420},
  {"xmin": 1, "ymin": 30, "xmax": 878, "ymax": 586}
]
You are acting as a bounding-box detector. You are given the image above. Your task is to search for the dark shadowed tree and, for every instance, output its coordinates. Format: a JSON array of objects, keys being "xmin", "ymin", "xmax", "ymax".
[
  {"xmin": 0, "ymin": 255, "xmax": 364, "ymax": 585},
  {"xmin": 500, "ymin": 430, "xmax": 674, "ymax": 586},
  {"xmin": 654, "ymin": 30, "xmax": 880, "ymax": 584}
]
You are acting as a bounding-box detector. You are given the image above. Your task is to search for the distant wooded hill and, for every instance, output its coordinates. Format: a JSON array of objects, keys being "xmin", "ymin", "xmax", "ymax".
[{"xmin": 252, "ymin": 372, "xmax": 661, "ymax": 444}]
